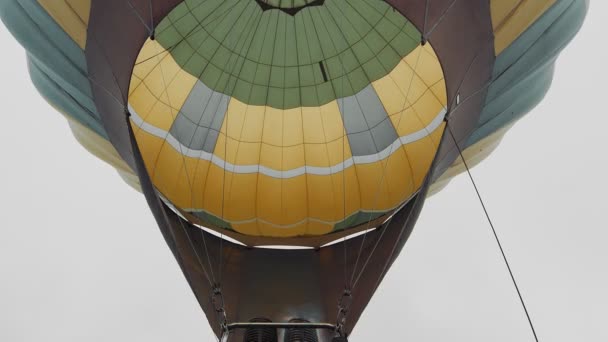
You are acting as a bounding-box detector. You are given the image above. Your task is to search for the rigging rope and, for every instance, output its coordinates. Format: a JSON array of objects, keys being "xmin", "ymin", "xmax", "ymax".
[{"xmin": 445, "ymin": 123, "xmax": 540, "ymax": 342}]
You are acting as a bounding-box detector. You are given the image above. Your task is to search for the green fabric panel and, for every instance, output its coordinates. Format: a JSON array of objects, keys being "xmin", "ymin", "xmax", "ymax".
[
  {"xmin": 155, "ymin": 0, "xmax": 420, "ymax": 109},
  {"xmin": 0, "ymin": 0, "xmax": 103, "ymax": 135},
  {"xmin": 466, "ymin": 0, "xmax": 588, "ymax": 147}
]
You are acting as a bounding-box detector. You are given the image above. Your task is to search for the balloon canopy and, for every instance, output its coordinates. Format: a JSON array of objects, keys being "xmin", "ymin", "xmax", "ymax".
[{"xmin": 1, "ymin": 0, "xmax": 588, "ymax": 340}]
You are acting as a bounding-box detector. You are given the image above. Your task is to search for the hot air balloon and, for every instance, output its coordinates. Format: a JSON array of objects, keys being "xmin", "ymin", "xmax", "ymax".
[{"xmin": 0, "ymin": 0, "xmax": 588, "ymax": 341}]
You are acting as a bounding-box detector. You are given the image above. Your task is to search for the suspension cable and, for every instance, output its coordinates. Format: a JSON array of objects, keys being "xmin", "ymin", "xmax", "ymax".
[{"xmin": 445, "ymin": 123, "xmax": 540, "ymax": 342}]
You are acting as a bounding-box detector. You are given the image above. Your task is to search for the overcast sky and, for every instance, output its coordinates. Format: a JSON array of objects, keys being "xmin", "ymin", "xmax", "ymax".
[{"xmin": 1, "ymin": 3, "xmax": 606, "ymax": 342}]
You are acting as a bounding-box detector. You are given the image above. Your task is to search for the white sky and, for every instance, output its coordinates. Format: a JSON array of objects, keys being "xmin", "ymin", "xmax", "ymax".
[{"xmin": 1, "ymin": 3, "xmax": 606, "ymax": 341}]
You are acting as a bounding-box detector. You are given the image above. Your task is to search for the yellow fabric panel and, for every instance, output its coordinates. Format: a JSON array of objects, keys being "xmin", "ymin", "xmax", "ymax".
[
  {"xmin": 412, "ymin": 90, "xmax": 446, "ymax": 124},
  {"xmin": 256, "ymin": 174, "xmax": 283, "ymax": 223},
  {"xmin": 216, "ymin": 100, "xmax": 349, "ymax": 170},
  {"xmin": 281, "ymin": 176, "xmax": 309, "ymax": 225},
  {"xmin": 407, "ymin": 44, "xmax": 444, "ymax": 89},
  {"xmin": 129, "ymin": 85, "xmax": 156, "ymax": 120},
  {"xmin": 231, "ymin": 220, "xmax": 332, "ymax": 238},
  {"xmin": 390, "ymin": 107, "xmax": 427, "ymax": 137},
  {"xmin": 145, "ymin": 99, "xmax": 177, "ymax": 131},
  {"xmin": 129, "ymin": 75, "xmax": 144, "ymax": 96},
  {"xmin": 281, "ymin": 145, "xmax": 306, "ymax": 170},
  {"xmin": 130, "ymin": 39, "xmax": 198, "ymax": 130},
  {"xmin": 65, "ymin": 0, "xmax": 90, "ymax": 25},
  {"xmin": 261, "ymin": 106, "xmax": 284, "ymax": 146},
  {"xmin": 372, "ymin": 74, "xmax": 408, "ymax": 116},
  {"xmin": 256, "ymin": 220, "xmax": 309, "ymax": 238},
  {"xmin": 167, "ymin": 71, "xmax": 200, "ymax": 110},
  {"xmin": 386, "ymin": 62, "xmax": 427, "ymax": 113},
  {"xmin": 234, "ymin": 141, "xmax": 262, "ymax": 166},
  {"xmin": 185, "ymin": 161, "xmax": 211, "ymax": 210},
  {"xmin": 326, "ymin": 137, "xmax": 351, "ymax": 167},
  {"xmin": 283, "ymin": 107, "xmax": 304, "ymax": 146},
  {"xmin": 218, "ymin": 99, "xmax": 264, "ymax": 166},
  {"xmin": 37, "ymin": 0, "xmax": 90, "ymax": 48},
  {"xmin": 236, "ymin": 101, "xmax": 265, "ymax": 142},
  {"xmin": 153, "ymin": 142, "xmax": 190, "ymax": 207},
  {"xmin": 215, "ymin": 99, "xmax": 257, "ymax": 165},
  {"xmin": 306, "ymin": 173, "xmax": 340, "ymax": 221},
  {"xmin": 319, "ymin": 101, "xmax": 346, "ymax": 142},
  {"xmin": 402, "ymin": 123, "xmax": 445, "ymax": 186},
  {"xmin": 374, "ymin": 44, "xmax": 447, "ymax": 122},
  {"xmin": 132, "ymin": 45, "xmax": 171, "ymax": 82},
  {"xmin": 225, "ymin": 173, "xmax": 258, "ymax": 221},
  {"xmin": 352, "ymin": 144, "xmax": 428, "ymax": 213},
  {"xmin": 430, "ymin": 81, "xmax": 448, "ymax": 108},
  {"xmin": 302, "ymin": 106, "xmax": 328, "ymax": 144},
  {"xmin": 304, "ymin": 220, "xmax": 334, "ymax": 236},
  {"xmin": 132, "ymin": 129, "xmax": 211, "ymax": 211},
  {"xmin": 383, "ymin": 148, "xmax": 416, "ymax": 206},
  {"xmin": 354, "ymin": 158, "xmax": 397, "ymax": 212},
  {"xmin": 301, "ymin": 103, "xmax": 351, "ymax": 169},
  {"xmin": 374, "ymin": 65, "xmax": 435, "ymax": 115},
  {"xmin": 258, "ymin": 144, "xmax": 304, "ymax": 170},
  {"xmin": 172, "ymin": 163, "xmax": 195, "ymax": 209},
  {"xmin": 492, "ymin": 0, "xmax": 556, "ymax": 54},
  {"xmin": 304, "ymin": 143, "xmax": 331, "ymax": 168},
  {"xmin": 328, "ymin": 166, "xmax": 362, "ymax": 221},
  {"xmin": 232, "ymin": 220, "xmax": 333, "ymax": 237},
  {"xmin": 202, "ymin": 163, "xmax": 228, "ymax": 218},
  {"xmin": 387, "ymin": 88, "xmax": 444, "ymax": 138},
  {"xmin": 141, "ymin": 60, "xmax": 181, "ymax": 98},
  {"xmin": 231, "ymin": 221, "xmax": 262, "ymax": 236},
  {"xmin": 223, "ymin": 101, "xmax": 248, "ymax": 141},
  {"xmin": 132, "ymin": 126, "xmax": 164, "ymax": 178}
]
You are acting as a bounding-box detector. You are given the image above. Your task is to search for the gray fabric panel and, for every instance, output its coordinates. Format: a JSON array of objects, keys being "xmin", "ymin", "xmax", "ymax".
[
  {"xmin": 355, "ymin": 85, "xmax": 391, "ymax": 128},
  {"xmin": 170, "ymin": 114, "xmax": 198, "ymax": 146},
  {"xmin": 181, "ymin": 81, "xmax": 214, "ymax": 123},
  {"xmin": 170, "ymin": 80, "xmax": 229, "ymax": 152},
  {"xmin": 203, "ymin": 129, "xmax": 220, "ymax": 153},
  {"xmin": 338, "ymin": 84, "xmax": 398, "ymax": 156},
  {"xmin": 348, "ymin": 130, "xmax": 378, "ymax": 156},
  {"xmin": 338, "ymin": 96, "xmax": 369, "ymax": 134},
  {"xmin": 370, "ymin": 118, "xmax": 398, "ymax": 153},
  {"xmin": 190, "ymin": 126, "xmax": 210, "ymax": 151}
]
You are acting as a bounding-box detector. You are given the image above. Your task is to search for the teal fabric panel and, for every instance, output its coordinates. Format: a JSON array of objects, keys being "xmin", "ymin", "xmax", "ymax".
[
  {"xmin": 0, "ymin": 0, "xmax": 105, "ymax": 136},
  {"xmin": 28, "ymin": 55, "xmax": 108, "ymax": 138},
  {"xmin": 466, "ymin": 0, "xmax": 588, "ymax": 147}
]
